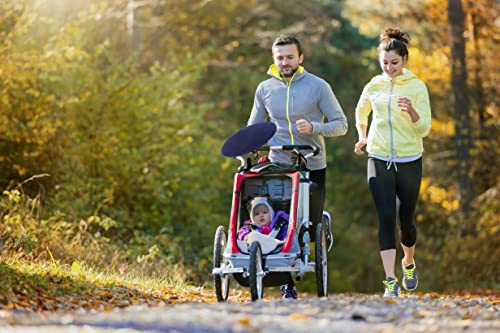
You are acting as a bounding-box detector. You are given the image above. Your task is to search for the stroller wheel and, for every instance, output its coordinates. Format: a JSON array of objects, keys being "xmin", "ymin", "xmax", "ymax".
[
  {"xmin": 249, "ymin": 241, "xmax": 265, "ymax": 301},
  {"xmin": 315, "ymin": 223, "xmax": 328, "ymax": 297},
  {"xmin": 213, "ymin": 226, "xmax": 230, "ymax": 302}
]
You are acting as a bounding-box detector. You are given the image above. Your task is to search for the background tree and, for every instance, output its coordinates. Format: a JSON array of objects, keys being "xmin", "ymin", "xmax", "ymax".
[{"xmin": 448, "ymin": 0, "xmax": 473, "ymax": 219}]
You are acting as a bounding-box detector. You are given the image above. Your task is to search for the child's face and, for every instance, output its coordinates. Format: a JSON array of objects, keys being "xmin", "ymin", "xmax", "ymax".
[{"xmin": 252, "ymin": 204, "xmax": 271, "ymax": 226}]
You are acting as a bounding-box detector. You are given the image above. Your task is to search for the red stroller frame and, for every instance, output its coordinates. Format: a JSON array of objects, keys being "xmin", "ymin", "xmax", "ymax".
[{"xmin": 228, "ymin": 171, "xmax": 300, "ymax": 255}]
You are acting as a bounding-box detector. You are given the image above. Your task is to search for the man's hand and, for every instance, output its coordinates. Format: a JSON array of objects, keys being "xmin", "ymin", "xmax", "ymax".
[{"xmin": 296, "ymin": 119, "xmax": 312, "ymax": 134}]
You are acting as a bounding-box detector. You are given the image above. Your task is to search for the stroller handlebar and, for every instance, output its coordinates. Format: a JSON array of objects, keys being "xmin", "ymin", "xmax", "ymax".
[
  {"xmin": 235, "ymin": 144, "xmax": 320, "ymax": 172},
  {"xmin": 236, "ymin": 145, "xmax": 320, "ymax": 172},
  {"xmin": 258, "ymin": 144, "xmax": 320, "ymax": 159},
  {"xmin": 269, "ymin": 145, "xmax": 320, "ymax": 159}
]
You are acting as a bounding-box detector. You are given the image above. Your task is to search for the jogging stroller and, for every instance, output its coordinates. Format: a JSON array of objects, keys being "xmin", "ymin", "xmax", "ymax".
[{"xmin": 212, "ymin": 122, "xmax": 331, "ymax": 301}]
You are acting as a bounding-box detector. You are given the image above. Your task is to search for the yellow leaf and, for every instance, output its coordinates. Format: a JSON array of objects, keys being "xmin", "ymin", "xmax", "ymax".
[
  {"xmin": 237, "ymin": 315, "xmax": 250, "ymax": 325},
  {"xmin": 71, "ymin": 261, "xmax": 79, "ymax": 271}
]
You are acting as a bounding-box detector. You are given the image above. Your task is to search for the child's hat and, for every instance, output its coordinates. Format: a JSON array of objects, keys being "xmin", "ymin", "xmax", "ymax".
[{"xmin": 250, "ymin": 197, "xmax": 275, "ymax": 223}]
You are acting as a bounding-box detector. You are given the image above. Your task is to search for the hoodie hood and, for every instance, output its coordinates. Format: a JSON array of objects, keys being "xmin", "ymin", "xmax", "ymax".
[
  {"xmin": 267, "ymin": 64, "xmax": 305, "ymax": 81},
  {"xmin": 250, "ymin": 197, "xmax": 275, "ymax": 224}
]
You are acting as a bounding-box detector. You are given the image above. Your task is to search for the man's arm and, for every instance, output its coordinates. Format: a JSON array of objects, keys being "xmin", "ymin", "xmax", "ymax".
[
  {"xmin": 248, "ymin": 83, "xmax": 268, "ymax": 126},
  {"xmin": 311, "ymin": 81, "xmax": 348, "ymax": 137}
]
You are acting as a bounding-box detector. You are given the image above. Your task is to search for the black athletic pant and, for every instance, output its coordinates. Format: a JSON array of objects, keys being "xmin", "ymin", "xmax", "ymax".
[
  {"xmin": 309, "ymin": 168, "xmax": 326, "ymax": 226},
  {"xmin": 367, "ymin": 158, "xmax": 422, "ymax": 251}
]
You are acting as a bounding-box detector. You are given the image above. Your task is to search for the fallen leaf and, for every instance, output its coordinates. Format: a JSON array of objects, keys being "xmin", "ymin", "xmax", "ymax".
[
  {"xmin": 289, "ymin": 313, "xmax": 311, "ymax": 321},
  {"xmin": 237, "ymin": 315, "xmax": 251, "ymax": 325}
]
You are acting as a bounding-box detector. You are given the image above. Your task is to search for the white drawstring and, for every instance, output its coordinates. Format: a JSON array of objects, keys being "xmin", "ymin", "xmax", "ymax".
[{"xmin": 386, "ymin": 158, "xmax": 398, "ymax": 172}]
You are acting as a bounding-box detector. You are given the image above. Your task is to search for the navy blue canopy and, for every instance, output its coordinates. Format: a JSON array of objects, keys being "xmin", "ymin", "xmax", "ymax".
[{"xmin": 221, "ymin": 122, "xmax": 276, "ymax": 157}]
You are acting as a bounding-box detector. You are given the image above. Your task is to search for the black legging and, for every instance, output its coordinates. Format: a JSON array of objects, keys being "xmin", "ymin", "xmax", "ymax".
[{"xmin": 367, "ymin": 158, "xmax": 422, "ymax": 251}]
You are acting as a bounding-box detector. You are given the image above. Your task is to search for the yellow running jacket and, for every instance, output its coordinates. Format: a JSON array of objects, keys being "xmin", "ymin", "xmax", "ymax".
[{"xmin": 355, "ymin": 69, "xmax": 431, "ymax": 159}]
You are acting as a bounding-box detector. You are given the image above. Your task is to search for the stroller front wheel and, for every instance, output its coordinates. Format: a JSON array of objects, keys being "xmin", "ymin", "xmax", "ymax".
[
  {"xmin": 213, "ymin": 226, "xmax": 230, "ymax": 302},
  {"xmin": 249, "ymin": 241, "xmax": 264, "ymax": 301}
]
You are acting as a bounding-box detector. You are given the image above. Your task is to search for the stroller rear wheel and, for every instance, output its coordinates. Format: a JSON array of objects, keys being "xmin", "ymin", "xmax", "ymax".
[
  {"xmin": 213, "ymin": 226, "xmax": 230, "ymax": 302},
  {"xmin": 315, "ymin": 223, "xmax": 328, "ymax": 297},
  {"xmin": 249, "ymin": 241, "xmax": 264, "ymax": 301}
]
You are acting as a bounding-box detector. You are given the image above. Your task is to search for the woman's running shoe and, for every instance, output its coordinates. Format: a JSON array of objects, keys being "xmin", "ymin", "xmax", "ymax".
[
  {"xmin": 401, "ymin": 259, "xmax": 418, "ymax": 291},
  {"xmin": 383, "ymin": 277, "xmax": 400, "ymax": 297}
]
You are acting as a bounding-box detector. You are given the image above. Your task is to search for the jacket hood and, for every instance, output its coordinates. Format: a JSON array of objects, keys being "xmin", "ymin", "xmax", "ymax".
[
  {"xmin": 267, "ymin": 64, "xmax": 305, "ymax": 81},
  {"xmin": 379, "ymin": 68, "xmax": 416, "ymax": 83},
  {"xmin": 250, "ymin": 197, "xmax": 275, "ymax": 224}
]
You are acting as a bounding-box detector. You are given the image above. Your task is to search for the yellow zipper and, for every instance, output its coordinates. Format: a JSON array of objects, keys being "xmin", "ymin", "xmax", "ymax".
[{"xmin": 285, "ymin": 73, "xmax": 296, "ymax": 144}]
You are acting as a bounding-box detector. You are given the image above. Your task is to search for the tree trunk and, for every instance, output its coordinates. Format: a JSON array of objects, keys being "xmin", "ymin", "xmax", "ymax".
[
  {"xmin": 447, "ymin": 0, "xmax": 473, "ymax": 219},
  {"xmin": 127, "ymin": 0, "xmax": 140, "ymax": 53},
  {"xmin": 469, "ymin": 12, "xmax": 487, "ymax": 137}
]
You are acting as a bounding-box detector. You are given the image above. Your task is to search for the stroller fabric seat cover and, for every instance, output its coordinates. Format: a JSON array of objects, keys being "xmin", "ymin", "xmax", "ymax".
[
  {"xmin": 243, "ymin": 232, "xmax": 285, "ymax": 254},
  {"xmin": 221, "ymin": 122, "xmax": 277, "ymax": 157}
]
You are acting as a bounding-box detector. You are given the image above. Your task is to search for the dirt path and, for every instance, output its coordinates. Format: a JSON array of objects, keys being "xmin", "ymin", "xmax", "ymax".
[{"xmin": 1, "ymin": 292, "xmax": 498, "ymax": 333}]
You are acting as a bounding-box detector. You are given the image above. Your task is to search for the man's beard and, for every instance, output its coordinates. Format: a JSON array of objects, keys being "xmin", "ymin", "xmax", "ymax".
[{"xmin": 280, "ymin": 65, "xmax": 298, "ymax": 78}]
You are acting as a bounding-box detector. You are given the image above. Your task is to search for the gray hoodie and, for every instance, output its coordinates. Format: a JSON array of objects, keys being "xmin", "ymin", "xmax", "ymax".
[{"xmin": 248, "ymin": 65, "xmax": 348, "ymax": 170}]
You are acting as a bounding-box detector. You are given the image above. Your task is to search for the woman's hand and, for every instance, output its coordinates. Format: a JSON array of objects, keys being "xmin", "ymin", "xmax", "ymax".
[
  {"xmin": 296, "ymin": 119, "xmax": 312, "ymax": 134},
  {"xmin": 397, "ymin": 97, "xmax": 420, "ymax": 122},
  {"xmin": 397, "ymin": 97, "xmax": 414, "ymax": 113},
  {"xmin": 354, "ymin": 138, "xmax": 367, "ymax": 156}
]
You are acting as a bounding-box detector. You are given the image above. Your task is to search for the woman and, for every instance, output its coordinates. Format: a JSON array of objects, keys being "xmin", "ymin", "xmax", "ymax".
[{"xmin": 354, "ymin": 27, "xmax": 432, "ymax": 297}]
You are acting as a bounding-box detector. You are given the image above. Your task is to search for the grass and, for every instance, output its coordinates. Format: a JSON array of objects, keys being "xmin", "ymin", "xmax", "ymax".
[{"xmin": 0, "ymin": 254, "xmax": 219, "ymax": 312}]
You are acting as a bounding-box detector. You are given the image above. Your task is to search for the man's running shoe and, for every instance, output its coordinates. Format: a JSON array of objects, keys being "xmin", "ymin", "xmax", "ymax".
[
  {"xmin": 383, "ymin": 277, "xmax": 400, "ymax": 297},
  {"xmin": 322, "ymin": 211, "xmax": 333, "ymax": 252},
  {"xmin": 281, "ymin": 283, "xmax": 297, "ymax": 300},
  {"xmin": 401, "ymin": 259, "xmax": 418, "ymax": 291}
]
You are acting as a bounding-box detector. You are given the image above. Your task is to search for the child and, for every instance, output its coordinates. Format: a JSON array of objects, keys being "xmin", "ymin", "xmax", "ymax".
[{"xmin": 237, "ymin": 197, "xmax": 289, "ymax": 242}]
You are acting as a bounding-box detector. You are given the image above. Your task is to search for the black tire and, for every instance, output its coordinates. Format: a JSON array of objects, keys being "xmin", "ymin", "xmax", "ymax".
[
  {"xmin": 315, "ymin": 223, "xmax": 328, "ymax": 297},
  {"xmin": 249, "ymin": 241, "xmax": 264, "ymax": 301},
  {"xmin": 213, "ymin": 226, "xmax": 230, "ymax": 302}
]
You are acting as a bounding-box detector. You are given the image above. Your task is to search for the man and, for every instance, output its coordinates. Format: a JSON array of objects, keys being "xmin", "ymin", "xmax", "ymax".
[{"xmin": 248, "ymin": 34, "xmax": 348, "ymax": 299}]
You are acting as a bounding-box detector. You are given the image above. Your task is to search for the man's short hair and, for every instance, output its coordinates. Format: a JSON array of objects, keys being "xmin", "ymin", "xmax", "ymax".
[{"xmin": 272, "ymin": 35, "xmax": 303, "ymax": 56}]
